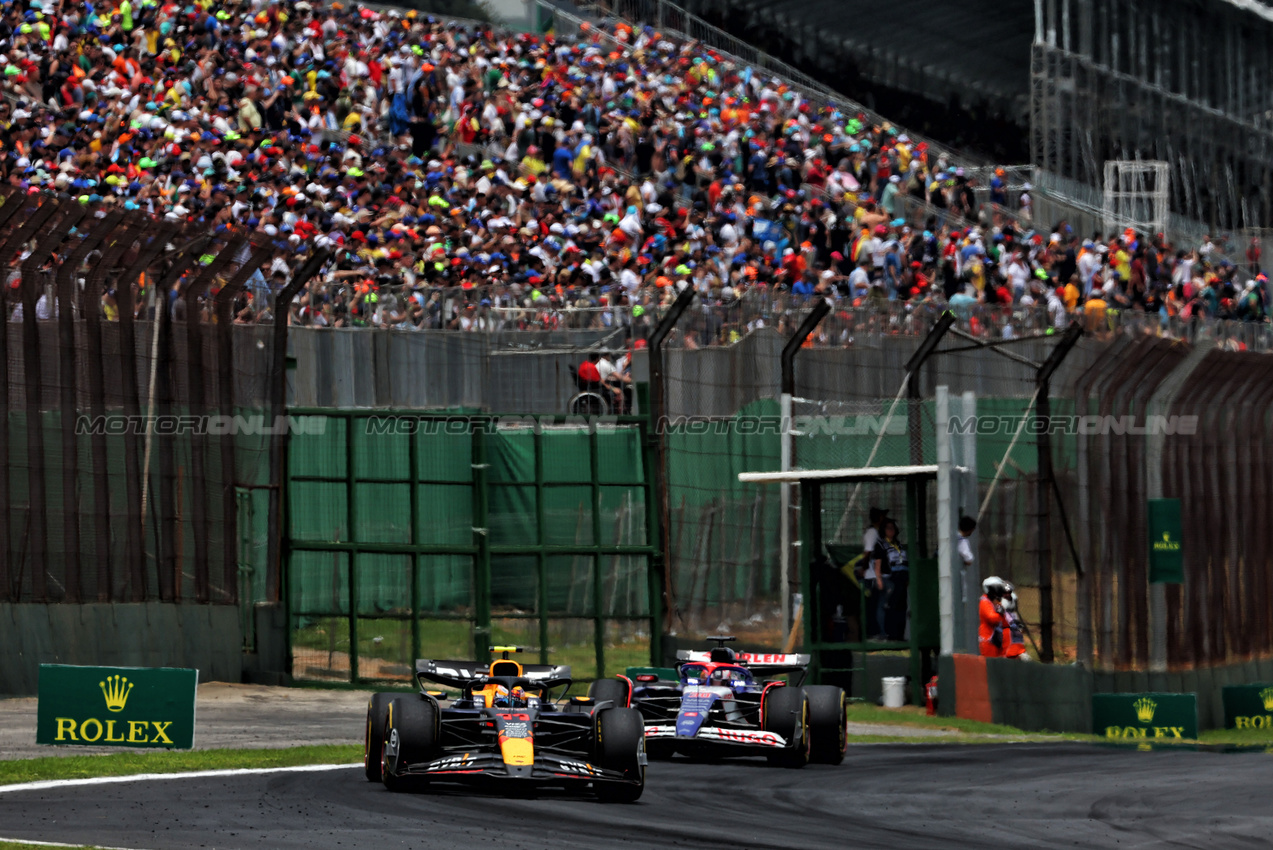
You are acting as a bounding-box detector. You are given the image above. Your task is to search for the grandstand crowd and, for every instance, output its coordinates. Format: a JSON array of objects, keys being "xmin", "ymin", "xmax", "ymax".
[{"xmin": 0, "ymin": 0, "xmax": 1266, "ymax": 338}]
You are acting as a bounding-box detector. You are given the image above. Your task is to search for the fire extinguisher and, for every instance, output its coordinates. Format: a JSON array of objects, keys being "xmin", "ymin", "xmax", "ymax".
[{"xmin": 925, "ymin": 676, "xmax": 939, "ymax": 716}]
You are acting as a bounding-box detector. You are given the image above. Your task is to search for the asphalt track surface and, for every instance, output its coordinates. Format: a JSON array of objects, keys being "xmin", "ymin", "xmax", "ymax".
[{"xmin": 3, "ymin": 743, "xmax": 1272, "ymax": 850}]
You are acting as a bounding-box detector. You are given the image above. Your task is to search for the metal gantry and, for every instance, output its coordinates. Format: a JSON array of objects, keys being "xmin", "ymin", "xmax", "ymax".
[{"xmin": 1031, "ymin": 0, "xmax": 1273, "ymax": 231}]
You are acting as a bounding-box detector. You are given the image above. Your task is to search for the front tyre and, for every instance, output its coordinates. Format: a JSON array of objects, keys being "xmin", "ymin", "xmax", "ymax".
[
  {"xmin": 594, "ymin": 707, "xmax": 645, "ymax": 803},
  {"xmin": 381, "ymin": 696, "xmax": 438, "ymax": 792},
  {"xmin": 364, "ymin": 693, "xmax": 394, "ymax": 782},
  {"xmin": 588, "ymin": 677, "xmax": 631, "ymax": 708},
  {"xmin": 763, "ymin": 686, "xmax": 810, "ymax": 769},
  {"xmin": 806, "ymin": 685, "xmax": 848, "ymax": 765}
]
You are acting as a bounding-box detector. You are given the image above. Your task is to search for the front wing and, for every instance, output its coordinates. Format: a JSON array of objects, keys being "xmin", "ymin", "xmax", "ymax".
[
  {"xmin": 644, "ymin": 724, "xmax": 788, "ymax": 749},
  {"xmin": 401, "ymin": 748, "xmax": 634, "ymax": 783}
]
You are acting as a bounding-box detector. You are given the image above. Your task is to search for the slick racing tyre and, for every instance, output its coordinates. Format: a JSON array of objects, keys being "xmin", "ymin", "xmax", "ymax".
[
  {"xmin": 381, "ymin": 696, "xmax": 438, "ymax": 792},
  {"xmin": 805, "ymin": 685, "xmax": 848, "ymax": 765},
  {"xmin": 588, "ymin": 677, "xmax": 632, "ymax": 708},
  {"xmin": 364, "ymin": 693, "xmax": 395, "ymax": 782},
  {"xmin": 763, "ymin": 685, "xmax": 810, "ymax": 769},
  {"xmin": 594, "ymin": 707, "xmax": 646, "ymax": 803}
]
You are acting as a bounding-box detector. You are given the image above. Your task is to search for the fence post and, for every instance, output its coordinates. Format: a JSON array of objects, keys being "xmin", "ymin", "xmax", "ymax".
[
  {"xmin": 1034, "ymin": 322, "xmax": 1083, "ymax": 663},
  {"xmin": 270, "ymin": 249, "xmax": 330, "ymax": 605},
  {"xmin": 0, "ymin": 188, "xmax": 31, "ymax": 598},
  {"xmin": 52, "ymin": 205, "xmax": 97, "ymax": 602},
  {"xmin": 936, "ymin": 385, "xmax": 953, "ymax": 656},
  {"xmin": 183, "ymin": 236, "xmax": 248, "ymax": 603},
  {"xmin": 779, "ymin": 298, "xmax": 830, "ymax": 638},
  {"xmin": 216, "ymin": 243, "xmax": 276, "ymax": 608},
  {"xmin": 1143, "ymin": 329, "xmax": 1213, "ymax": 671},
  {"xmin": 19, "ymin": 200, "xmax": 74, "ymax": 600},
  {"xmin": 79, "ymin": 215, "xmax": 132, "ymax": 600},
  {"xmin": 647, "ymin": 286, "xmax": 695, "ymax": 636},
  {"xmin": 115, "ymin": 225, "xmax": 180, "ymax": 600},
  {"xmin": 472, "ymin": 418, "xmax": 492, "ymax": 661}
]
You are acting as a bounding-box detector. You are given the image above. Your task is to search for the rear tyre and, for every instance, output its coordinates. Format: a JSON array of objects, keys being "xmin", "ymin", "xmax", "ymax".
[
  {"xmin": 594, "ymin": 707, "xmax": 645, "ymax": 803},
  {"xmin": 588, "ymin": 677, "xmax": 631, "ymax": 708},
  {"xmin": 806, "ymin": 685, "xmax": 848, "ymax": 765},
  {"xmin": 763, "ymin": 686, "xmax": 810, "ymax": 769},
  {"xmin": 364, "ymin": 693, "xmax": 394, "ymax": 782},
  {"xmin": 381, "ymin": 696, "xmax": 438, "ymax": 792}
]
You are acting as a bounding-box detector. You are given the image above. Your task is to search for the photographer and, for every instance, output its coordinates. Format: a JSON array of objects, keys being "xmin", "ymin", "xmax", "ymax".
[
  {"xmin": 978, "ymin": 576, "xmax": 1009, "ymax": 658},
  {"xmin": 1000, "ymin": 581, "xmax": 1030, "ymax": 660}
]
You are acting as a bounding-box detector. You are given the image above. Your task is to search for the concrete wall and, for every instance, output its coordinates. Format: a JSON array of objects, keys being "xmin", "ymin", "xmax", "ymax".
[
  {"xmin": 0, "ymin": 603, "xmax": 242, "ymax": 696},
  {"xmin": 987, "ymin": 660, "xmax": 1093, "ymax": 733}
]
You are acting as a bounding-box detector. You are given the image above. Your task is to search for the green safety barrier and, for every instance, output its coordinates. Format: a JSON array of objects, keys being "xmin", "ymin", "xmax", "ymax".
[
  {"xmin": 285, "ymin": 412, "xmax": 659, "ymax": 684},
  {"xmin": 37, "ymin": 665, "xmax": 198, "ymax": 749},
  {"xmin": 1092, "ymin": 692, "xmax": 1198, "ymax": 740},
  {"xmin": 1221, "ymin": 684, "xmax": 1273, "ymax": 730}
]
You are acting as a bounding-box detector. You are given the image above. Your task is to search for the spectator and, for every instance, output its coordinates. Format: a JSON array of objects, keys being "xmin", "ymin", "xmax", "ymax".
[
  {"xmin": 872, "ymin": 517, "xmax": 909, "ymax": 642},
  {"xmin": 957, "ymin": 516, "xmax": 977, "ymax": 612},
  {"xmin": 0, "ymin": 0, "xmax": 1252, "ymax": 346},
  {"xmin": 859, "ymin": 507, "xmax": 886, "ymax": 640}
]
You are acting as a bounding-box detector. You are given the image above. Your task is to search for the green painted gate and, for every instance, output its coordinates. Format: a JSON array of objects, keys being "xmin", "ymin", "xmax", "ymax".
[{"xmin": 284, "ymin": 412, "xmax": 659, "ymax": 685}]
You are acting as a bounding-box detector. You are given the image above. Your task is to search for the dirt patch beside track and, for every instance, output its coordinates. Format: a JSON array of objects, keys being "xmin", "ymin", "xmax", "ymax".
[{"xmin": 0, "ymin": 683, "xmax": 372, "ymax": 760}]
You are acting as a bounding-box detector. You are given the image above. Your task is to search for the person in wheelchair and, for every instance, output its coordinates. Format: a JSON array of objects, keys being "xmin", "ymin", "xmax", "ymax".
[
  {"xmin": 597, "ymin": 350, "xmax": 632, "ymax": 414},
  {"xmin": 569, "ymin": 352, "xmax": 619, "ymax": 415}
]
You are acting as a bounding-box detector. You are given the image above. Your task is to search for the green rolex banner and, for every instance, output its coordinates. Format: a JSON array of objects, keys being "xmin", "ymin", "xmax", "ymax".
[
  {"xmin": 1222, "ymin": 684, "xmax": 1273, "ymax": 730},
  {"xmin": 36, "ymin": 665, "xmax": 198, "ymax": 749},
  {"xmin": 1147, "ymin": 498, "xmax": 1184, "ymax": 584},
  {"xmin": 1092, "ymin": 693, "xmax": 1197, "ymax": 740}
]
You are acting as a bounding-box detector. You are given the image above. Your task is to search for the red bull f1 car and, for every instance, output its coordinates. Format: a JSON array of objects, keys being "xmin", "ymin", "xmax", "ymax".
[
  {"xmin": 364, "ymin": 647, "xmax": 645, "ymax": 802},
  {"xmin": 588, "ymin": 637, "xmax": 847, "ymax": 767}
]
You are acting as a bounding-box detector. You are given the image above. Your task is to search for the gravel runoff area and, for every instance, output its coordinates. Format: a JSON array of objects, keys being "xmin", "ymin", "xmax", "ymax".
[{"xmin": 0, "ymin": 683, "xmax": 375, "ymax": 760}]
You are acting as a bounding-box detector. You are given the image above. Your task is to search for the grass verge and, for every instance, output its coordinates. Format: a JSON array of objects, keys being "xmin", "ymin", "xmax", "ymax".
[
  {"xmin": 0, "ymin": 744, "xmax": 361, "ymax": 787},
  {"xmin": 852, "ymin": 704, "xmax": 1273, "ymax": 746},
  {"xmin": 846, "ymin": 703, "xmax": 1081, "ymax": 737},
  {"xmin": 1193, "ymin": 728, "xmax": 1273, "ymax": 746}
]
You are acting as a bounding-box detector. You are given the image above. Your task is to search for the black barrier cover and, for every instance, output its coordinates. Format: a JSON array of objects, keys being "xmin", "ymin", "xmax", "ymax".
[{"xmin": 986, "ymin": 658, "xmax": 1092, "ymax": 733}]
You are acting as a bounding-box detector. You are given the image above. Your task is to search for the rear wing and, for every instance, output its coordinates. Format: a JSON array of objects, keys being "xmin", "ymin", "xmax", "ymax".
[
  {"xmin": 675, "ymin": 650, "xmax": 811, "ymax": 677},
  {"xmin": 415, "ymin": 659, "xmax": 572, "ymax": 690}
]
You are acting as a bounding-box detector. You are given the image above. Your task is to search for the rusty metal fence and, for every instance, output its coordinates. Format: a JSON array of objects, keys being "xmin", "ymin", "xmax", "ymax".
[
  {"xmin": 0, "ymin": 188, "xmax": 304, "ymax": 609},
  {"xmin": 659, "ymin": 310, "xmax": 1273, "ymax": 671},
  {"xmin": 6, "ymin": 182, "xmax": 1272, "ymax": 674},
  {"xmin": 1073, "ymin": 334, "xmax": 1273, "ymax": 668}
]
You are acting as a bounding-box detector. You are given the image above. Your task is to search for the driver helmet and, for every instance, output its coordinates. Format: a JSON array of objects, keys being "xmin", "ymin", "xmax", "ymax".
[
  {"xmin": 509, "ymin": 686, "xmax": 528, "ymax": 707},
  {"xmin": 1001, "ymin": 582, "xmax": 1018, "ymax": 612},
  {"xmin": 491, "ymin": 685, "xmax": 511, "ymax": 707},
  {"xmin": 982, "ymin": 576, "xmax": 1009, "ymax": 601}
]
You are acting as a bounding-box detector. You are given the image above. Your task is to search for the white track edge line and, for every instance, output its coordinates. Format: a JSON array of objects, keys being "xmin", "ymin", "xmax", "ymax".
[
  {"xmin": 0, "ymin": 836, "xmax": 151, "ymax": 850},
  {"xmin": 0, "ymin": 762, "xmax": 361, "ymax": 795}
]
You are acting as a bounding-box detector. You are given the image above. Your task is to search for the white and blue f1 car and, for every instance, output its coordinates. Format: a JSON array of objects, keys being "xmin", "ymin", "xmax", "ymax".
[{"xmin": 587, "ymin": 637, "xmax": 847, "ymax": 767}]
